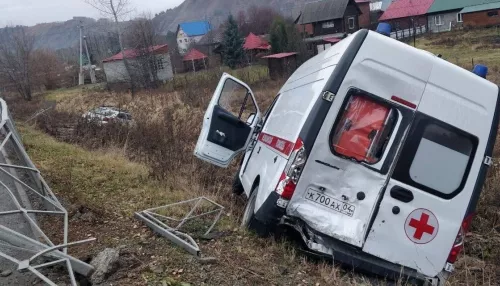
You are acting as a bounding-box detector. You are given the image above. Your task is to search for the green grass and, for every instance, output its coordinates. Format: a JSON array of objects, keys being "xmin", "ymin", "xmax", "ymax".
[
  {"xmin": 416, "ymin": 27, "xmax": 500, "ymax": 83},
  {"xmin": 19, "ymin": 124, "xmax": 189, "ymax": 215},
  {"xmin": 174, "ymin": 65, "xmax": 268, "ymax": 83}
]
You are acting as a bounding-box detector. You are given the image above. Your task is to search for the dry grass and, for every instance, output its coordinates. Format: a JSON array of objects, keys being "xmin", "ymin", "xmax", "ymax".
[
  {"xmin": 18, "ymin": 122, "xmax": 386, "ymax": 286},
  {"xmin": 416, "ymin": 27, "xmax": 500, "ymax": 83},
  {"xmin": 9, "ymin": 34, "xmax": 500, "ymax": 285}
]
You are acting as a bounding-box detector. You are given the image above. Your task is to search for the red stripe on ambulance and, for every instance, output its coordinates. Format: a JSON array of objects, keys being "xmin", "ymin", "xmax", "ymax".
[{"xmin": 258, "ymin": 132, "xmax": 294, "ymax": 156}]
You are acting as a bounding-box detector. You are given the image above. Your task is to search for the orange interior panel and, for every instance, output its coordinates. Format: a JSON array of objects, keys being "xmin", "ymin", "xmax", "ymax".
[{"xmin": 333, "ymin": 95, "xmax": 390, "ymax": 163}]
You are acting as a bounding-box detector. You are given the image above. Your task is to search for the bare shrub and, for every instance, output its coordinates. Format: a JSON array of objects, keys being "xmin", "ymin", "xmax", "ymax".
[{"xmin": 0, "ymin": 27, "xmax": 35, "ymax": 100}]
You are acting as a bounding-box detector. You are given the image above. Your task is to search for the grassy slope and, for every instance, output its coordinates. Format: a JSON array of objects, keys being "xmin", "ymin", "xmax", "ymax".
[
  {"xmin": 20, "ymin": 124, "xmax": 387, "ymax": 286},
  {"xmin": 415, "ymin": 28, "xmax": 500, "ymax": 83}
]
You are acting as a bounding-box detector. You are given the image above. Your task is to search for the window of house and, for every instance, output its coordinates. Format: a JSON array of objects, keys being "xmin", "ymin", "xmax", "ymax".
[
  {"xmin": 322, "ymin": 21, "xmax": 335, "ymax": 28},
  {"xmin": 184, "ymin": 38, "xmax": 188, "ymax": 42},
  {"xmin": 457, "ymin": 13, "xmax": 463, "ymax": 22},
  {"xmin": 178, "ymin": 40, "xmax": 182, "ymax": 44},
  {"xmin": 331, "ymin": 92, "xmax": 398, "ymax": 165},
  {"xmin": 487, "ymin": 10, "xmax": 499, "ymax": 17},
  {"xmin": 393, "ymin": 114, "xmax": 477, "ymax": 198},
  {"xmin": 435, "ymin": 15, "xmax": 443, "ymax": 25},
  {"xmin": 348, "ymin": 17, "xmax": 355, "ymax": 29},
  {"xmin": 157, "ymin": 57, "xmax": 164, "ymax": 70}
]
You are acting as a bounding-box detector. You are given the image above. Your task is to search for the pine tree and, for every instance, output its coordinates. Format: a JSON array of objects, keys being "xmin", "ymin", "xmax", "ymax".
[
  {"xmin": 222, "ymin": 15, "xmax": 244, "ymax": 69},
  {"xmin": 270, "ymin": 17, "xmax": 288, "ymax": 54}
]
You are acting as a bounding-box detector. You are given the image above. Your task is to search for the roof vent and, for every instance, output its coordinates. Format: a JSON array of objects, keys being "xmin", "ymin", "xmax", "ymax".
[
  {"xmin": 472, "ymin": 64, "xmax": 488, "ymax": 78},
  {"xmin": 376, "ymin": 23, "xmax": 391, "ymax": 36}
]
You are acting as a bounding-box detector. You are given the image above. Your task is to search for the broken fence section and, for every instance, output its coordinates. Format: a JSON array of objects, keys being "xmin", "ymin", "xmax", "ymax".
[
  {"xmin": 0, "ymin": 99, "xmax": 95, "ymax": 285},
  {"xmin": 135, "ymin": 197, "xmax": 224, "ymax": 257}
]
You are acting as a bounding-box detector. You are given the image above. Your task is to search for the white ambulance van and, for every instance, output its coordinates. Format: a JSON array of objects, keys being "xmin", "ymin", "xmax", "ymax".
[{"xmin": 194, "ymin": 29, "xmax": 500, "ymax": 285}]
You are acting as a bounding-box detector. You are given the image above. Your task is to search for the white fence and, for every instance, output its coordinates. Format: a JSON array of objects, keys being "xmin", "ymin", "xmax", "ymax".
[{"xmin": 391, "ymin": 25, "xmax": 427, "ymax": 40}]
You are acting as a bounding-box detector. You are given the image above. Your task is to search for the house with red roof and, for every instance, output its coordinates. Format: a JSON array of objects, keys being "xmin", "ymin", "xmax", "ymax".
[
  {"xmin": 379, "ymin": 0, "xmax": 434, "ymax": 30},
  {"xmin": 262, "ymin": 52, "xmax": 298, "ymax": 80},
  {"xmin": 243, "ymin": 33, "xmax": 271, "ymax": 62},
  {"xmin": 102, "ymin": 44, "xmax": 173, "ymax": 84},
  {"xmin": 183, "ymin": 48, "xmax": 208, "ymax": 72},
  {"xmin": 243, "ymin": 33, "xmax": 271, "ymax": 51}
]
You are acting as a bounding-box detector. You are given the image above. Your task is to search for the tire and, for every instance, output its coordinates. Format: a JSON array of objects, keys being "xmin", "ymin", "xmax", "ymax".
[
  {"xmin": 231, "ymin": 171, "xmax": 244, "ymax": 195},
  {"xmin": 240, "ymin": 184, "xmax": 270, "ymax": 237}
]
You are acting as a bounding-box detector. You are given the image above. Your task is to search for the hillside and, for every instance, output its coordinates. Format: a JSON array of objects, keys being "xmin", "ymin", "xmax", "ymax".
[
  {"xmin": 10, "ymin": 17, "xmax": 117, "ymax": 50},
  {"xmin": 153, "ymin": 0, "xmax": 314, "ymax": 34},
  {"xmin": 1, "ymin": 0, "xmax": 313, "ymax": 51}
]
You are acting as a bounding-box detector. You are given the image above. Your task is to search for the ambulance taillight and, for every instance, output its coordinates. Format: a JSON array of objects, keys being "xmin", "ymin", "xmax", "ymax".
[
  {"xmin": 447, "ymin": 213, "xmax": 474, "ymax": 263},
  {"xmin": 275, "ymin": 138, "xmax": 306, "ymax": 200}
]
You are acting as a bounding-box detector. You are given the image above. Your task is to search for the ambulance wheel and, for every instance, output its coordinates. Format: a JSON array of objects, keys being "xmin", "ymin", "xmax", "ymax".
[
  {"xmin": 240, "ymin": 185, "xmax": 268, "ymax": 236},
  {"xmin": 231, "ymin": 171, "xmax": 244, "ymax": 195}
]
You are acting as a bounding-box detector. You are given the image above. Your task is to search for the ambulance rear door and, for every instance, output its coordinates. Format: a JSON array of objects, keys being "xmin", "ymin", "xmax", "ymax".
[{"xmin": 363, "ymin": 56, "xmax": 499, "ymax": 278}]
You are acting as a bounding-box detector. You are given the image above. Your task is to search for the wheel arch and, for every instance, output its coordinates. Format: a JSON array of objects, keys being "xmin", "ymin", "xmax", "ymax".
[{"xmin": 251, "ymin": 176, "xmax": 260, "ymax": 195}]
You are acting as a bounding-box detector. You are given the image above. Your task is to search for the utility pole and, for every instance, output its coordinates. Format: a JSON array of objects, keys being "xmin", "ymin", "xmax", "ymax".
[
  {"xmin": 83, "ymin": 36, "xmax": 97, "ymax": 84},
  {"xmin": 78, "ymin": 22, "xmax": 84, "ymax": 85}
]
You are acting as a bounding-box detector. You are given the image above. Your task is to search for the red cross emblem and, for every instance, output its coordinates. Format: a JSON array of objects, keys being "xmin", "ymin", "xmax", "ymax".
[{"xmin": 404, "ymin": 209, "xmax": 439, "ymax": 244}]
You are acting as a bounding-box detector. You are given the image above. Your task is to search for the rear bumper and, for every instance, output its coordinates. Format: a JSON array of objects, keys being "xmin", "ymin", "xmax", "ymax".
[
  {"xmin": 279, "ymin": 216, "xmax": 448, "ymax": 286},
  {"xmin": 253, "ymin": 193, "xmax": 448, "ymax": 285}
]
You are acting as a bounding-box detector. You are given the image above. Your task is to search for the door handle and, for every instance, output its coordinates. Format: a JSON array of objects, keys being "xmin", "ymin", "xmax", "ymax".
[
  {"xmin": 215, "ymin": 130, "xmax": 226, "ymax": 137},
  {"xmin": 390, "ymin": 186, "xmax": 414, "ymax": 203}
]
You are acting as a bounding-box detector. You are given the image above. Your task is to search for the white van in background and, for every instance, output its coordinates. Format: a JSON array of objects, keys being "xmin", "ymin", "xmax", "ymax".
[{"xmin": 194, "ymin": 29, "xmax": 500, "ymax": 285}]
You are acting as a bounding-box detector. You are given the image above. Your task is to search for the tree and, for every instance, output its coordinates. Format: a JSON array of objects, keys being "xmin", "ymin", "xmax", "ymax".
[
  {"xmin": 222, "ymin": 15, "xmax": 244, "ymax": 69},
  {"xmin": 270, "ymin": 17, "xmax": 288, "ymax": 54},
  {"xmin": 84, "ymin": 20, "xmax": 121, "ymax": 64},
  {"xmin": 247, "ymin": 6, "xmax": 280, "ymax": 35},
  {"xmin": 237, "ymin": 11, "xmax": 250, "ymax": 36},
  {"xmin": 125, "ymin": 15, "xmax": 168, "ymax": 89},
  {"xmin": 84, "ymin": 0, "xmax": 136, "ymax": 94},
  {"xmin": 0, "ymin": 27, "xmax": 35, "ymax": 101},
  {"xmin": 269, "ymin": 17, "xmax": 307, "ymax": 59},
  {"xmin": 31, "ymin": 50, "xmax": 64, "ymax": 90}
]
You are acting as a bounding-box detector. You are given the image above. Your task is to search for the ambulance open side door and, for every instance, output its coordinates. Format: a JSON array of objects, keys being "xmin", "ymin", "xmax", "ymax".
[{"xmin": 194, "ymin": 73, "xmax": 261, "ymax": 168}]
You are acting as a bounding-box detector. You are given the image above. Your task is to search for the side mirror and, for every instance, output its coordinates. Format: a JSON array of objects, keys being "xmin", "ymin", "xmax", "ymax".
[{"xmin": 246, "ymin": 113, "xmax": 256, "ymax": 125}]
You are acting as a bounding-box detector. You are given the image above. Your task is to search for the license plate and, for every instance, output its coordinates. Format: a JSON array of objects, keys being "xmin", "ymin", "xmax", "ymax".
[{"xmin": 305, "ymin": 189, "xmax": 355, "ymax": 217}]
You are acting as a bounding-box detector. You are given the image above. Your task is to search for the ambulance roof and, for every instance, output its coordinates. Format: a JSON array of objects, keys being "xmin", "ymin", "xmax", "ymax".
[{"xmin": 264, "ymin": 30, "xmax": 498, "ymax": 143}]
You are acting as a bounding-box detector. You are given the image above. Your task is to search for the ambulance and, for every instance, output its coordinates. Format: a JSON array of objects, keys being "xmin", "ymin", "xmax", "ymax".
[{"xmin": 194, "ymin": 29, "xmax": 500, "ymax": 285}]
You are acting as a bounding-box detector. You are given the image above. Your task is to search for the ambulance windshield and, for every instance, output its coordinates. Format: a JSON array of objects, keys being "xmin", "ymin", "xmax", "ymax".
[{"xmin": 331, "ymin": 94, "xmax": 397, "ymax": 164}]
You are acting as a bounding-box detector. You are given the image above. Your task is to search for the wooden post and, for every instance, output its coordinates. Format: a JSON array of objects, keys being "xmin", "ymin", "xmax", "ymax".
[
  {"xmin": 192, "ymin": 59, "xmax": 196, "ymax": 73},
  {"xmin": 203, "ymin": 58, "xmax": 207, "ymax": 70}
]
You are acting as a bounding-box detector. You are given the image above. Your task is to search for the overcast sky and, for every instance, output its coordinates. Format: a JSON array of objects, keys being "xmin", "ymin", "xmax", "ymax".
[{"xmin": 0, "ymin": 0, "xmax": 185, "ymax": 27}]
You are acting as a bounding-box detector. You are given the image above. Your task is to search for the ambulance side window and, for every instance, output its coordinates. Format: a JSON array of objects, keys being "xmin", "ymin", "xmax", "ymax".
[
  {"xmin": 393, "ymin": 113, "xmax": 478, "ymax": 199},
  {"xmin": 330, "ymin": 91, "xmax": 398, "ymax": 165}
]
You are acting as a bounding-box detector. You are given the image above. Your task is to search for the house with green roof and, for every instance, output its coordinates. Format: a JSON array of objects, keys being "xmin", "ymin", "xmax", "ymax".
[
  {"xmin": 460, "ymin": 2, "xmax": 500, "ymax": 27},
  {"xmin": 427, "ymin": 0, "xmax": 500, "ymax": 33}
]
